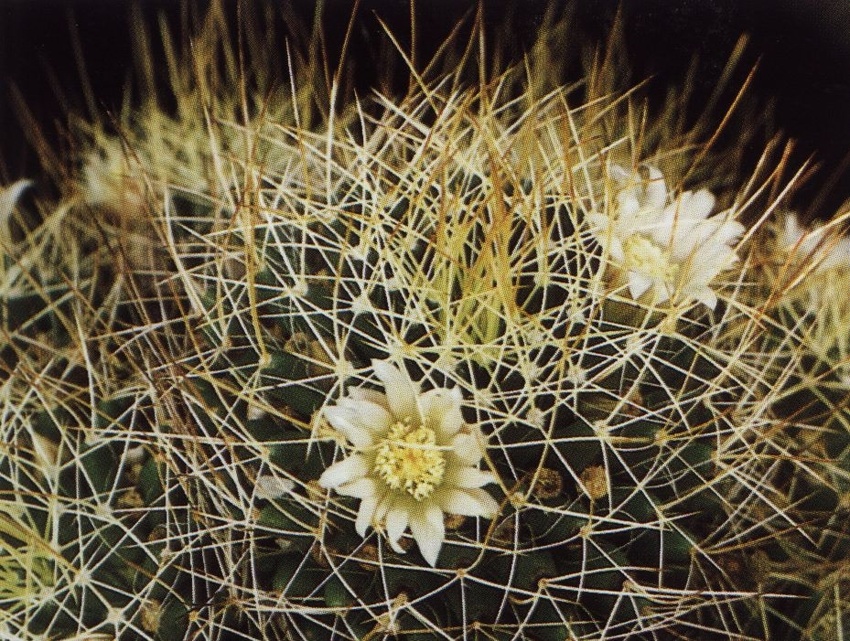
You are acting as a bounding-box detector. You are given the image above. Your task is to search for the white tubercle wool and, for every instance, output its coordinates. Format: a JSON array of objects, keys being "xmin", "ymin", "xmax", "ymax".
[
  {"xmin": 318, "ymin": 360, "xmax": 499, "ymax": 567},
  {"xmin": 255, "ymin": 475, "xmax": 296, "ymax": 501},
  {"xmin": 587, "ymin": 165, "xmax": 745, "ymax": 309}
]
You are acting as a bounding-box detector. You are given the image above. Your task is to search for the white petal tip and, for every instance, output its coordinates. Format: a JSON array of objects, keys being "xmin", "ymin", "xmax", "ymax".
[
  {"xmin": 419, "ymin": 542, "xmax": 440, "ymax": 567},
  {"xmin": 319, "ymin": 454, "xmax": 369, "ymax": 490}
]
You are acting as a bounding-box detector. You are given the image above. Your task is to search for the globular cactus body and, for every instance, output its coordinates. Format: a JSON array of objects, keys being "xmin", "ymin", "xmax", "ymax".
[{"xmin": 1, "ymin": 2, "xmax": 849, "ymax": 640}]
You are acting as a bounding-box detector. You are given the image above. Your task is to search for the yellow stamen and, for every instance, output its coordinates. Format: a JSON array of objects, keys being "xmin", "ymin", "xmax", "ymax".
[
  {"xmin": 622, "ymin": 234, "xmax": 678, "ymax": 282},
  {"xmin": 373, "ymin": 420, "xmax": 446, "ymax": 501}
]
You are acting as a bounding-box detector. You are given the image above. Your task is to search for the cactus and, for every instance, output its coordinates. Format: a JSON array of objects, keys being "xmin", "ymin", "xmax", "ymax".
[
  {"xmin": 740, "ymin": 211, "xmax": 850, "ymax": 640},
  {"xmin": 2, "ymin": 2, "xmax": 850, "ymax": 640}
]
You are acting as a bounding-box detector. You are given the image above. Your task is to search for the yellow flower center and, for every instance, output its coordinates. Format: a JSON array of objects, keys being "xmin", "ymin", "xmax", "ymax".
[
  {"xmin": 373, "ymin": 420, "xmax": 446, "ymax": 501},
  {"xmin": 622, "ymin": 234, "xmax": 678, "ymax": 282}
]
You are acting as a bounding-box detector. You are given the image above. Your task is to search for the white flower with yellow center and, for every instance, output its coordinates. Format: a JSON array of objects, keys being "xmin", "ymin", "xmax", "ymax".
[
  {"xmin": 587, "ymin": 165, "xmax": 745, "ymax": 309},
  {"xmin": 318, "ymin": 360, "xmax": 499, "ymax": 567}
]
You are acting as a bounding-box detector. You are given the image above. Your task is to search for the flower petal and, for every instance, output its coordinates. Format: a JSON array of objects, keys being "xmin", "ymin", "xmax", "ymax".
[
  {"xmin": 652, "ymin": 281, "xmax": 672, "ymax": 304},
  {"xmin": 318, "ymin": 454, "xmax": 369, "ymax": 489},
  {"xmin": 348, "ymin": 387, "xmax": 390, "ymax": 410},
  {"xmin": 693, "ymin": 287, "xmax": 718, "ymax": 310},
  {"xmin": 385, "ymin": 504, "xmax": 410, "ymax": 553},
  {"xmin": 449, "ymin": 430, "xmax": 486, "ymax": 465},
  {"xmin": 438, "ymin": 488, "xmax": 498, "ymax": 517},
  {"xmin": 711, "ymin": 219, "xmax": 745, "ymax": 247},
  {"xmin": 337, "ymin": 477, "xmax": 378, "ymax": 499},
  {"xmin": 373, "ymin": 492, "xmax": 394, "ymax": 528},
  {"xmin": 822, "ymin": 236, "xmax": 850, "ymax": 270},
  {"xmin": 685, "ymin": 243, "xmax": 738, "ymax": 288},
  {"xmin": 782, "ymin": 212, "xmax": 805, "ymax": 247},
  {"xmin": 627, "ymin": 271, "xmax": 654, "ymax": 300},
  {"xmin": 373, "ymin": 360, "xmax": 419, "ymax": 421},
  {"xmin": 652, "ymin": 190, "xmax": 714, "ymax": 246},
  {"xmin": 464, "ymin": 488, "xmax": 501, "ymax": 517},
  {"xmin": 609, "ymin": 164, "xmax": 632, "ymax": 184},
  {"xmin": 409, "ymin": 502, "xmax": 445, "ymax": 567},
  {"xmin": 667, "ymin": 218, "xmax": 719, "ymax": 260},
  {"xmin": 643, "ymin": 166, "xmax": 667, "ymax": 210},
  {"xmin": 682, "ymin": 189, "xmax": 716, "ymax": 220},
  {"xmin": 616, "ymin": 192, "xmax": 640, "ymax": 218},
  {"xmin": 444, "ymin": 466, "xmax": 496, "ymax": 489},
  {"xmin": 670, "ymin": 217, "xmax": 742, "ymax": 263},
  {"xmin": 324, "ymin": 406, "xmax": 376, "ymax": 448},
  {"xmin": 0, "ymin": 179, "xmax": 32, "ymax": 227},
  {"xmin": 419, "ymin": 387, "xmax": 464, "ymax": 440},
  {"xmin": 585, "ymin": 211, "xmax": 611, "ymax": 233},
  {"xmin": 338, "ymin": 398, "xmax": 393, "ymax": 435},
  {"xmin": 355, "ymin": 494, "xmax": 379, "ymax": 537},
  {"xmin": 609, "ymin": 235, "xmax": 625, "ymax": 262}
]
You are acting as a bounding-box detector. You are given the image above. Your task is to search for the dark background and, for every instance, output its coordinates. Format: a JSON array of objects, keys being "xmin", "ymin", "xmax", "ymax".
[{"xmin": 2, "ymin": 0, "xmax": 850, "ymax": 218}]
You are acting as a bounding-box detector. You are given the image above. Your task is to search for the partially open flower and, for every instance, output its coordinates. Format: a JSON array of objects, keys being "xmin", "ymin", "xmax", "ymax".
[
  {"xmin": 318, "ymin": 360, "xmax": 499, "ymax": 566},
  {"xmin": 776, "ymin": 212, "xmax": 850, "ymax": 315},
  {"xmin": 587, "ymin": 165, "xmax": 744, "ymax": 309},
  {"xmin": 780, "ymin": 212, "xmax": 850, "ymax": 275},
  {"xmin": 777, "ymin": 213, "xmax": 850, "ymax": 382}
]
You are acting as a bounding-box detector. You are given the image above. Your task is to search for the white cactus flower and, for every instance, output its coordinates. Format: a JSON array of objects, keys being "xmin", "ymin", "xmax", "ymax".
[
  {"xmin": 778, "ymin": 212, "xmax": 850, "ymax": 323},
  {"xmin": 318, "ymin": 360, "xmax": 499, "ymax": 567},
  {"xmin": 587, "ymin": 165, "xmax": 744, "ymax": 309},
  {"xmin": 781, "ymin": 212, "xmax": 850, "ymax": 273}
]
